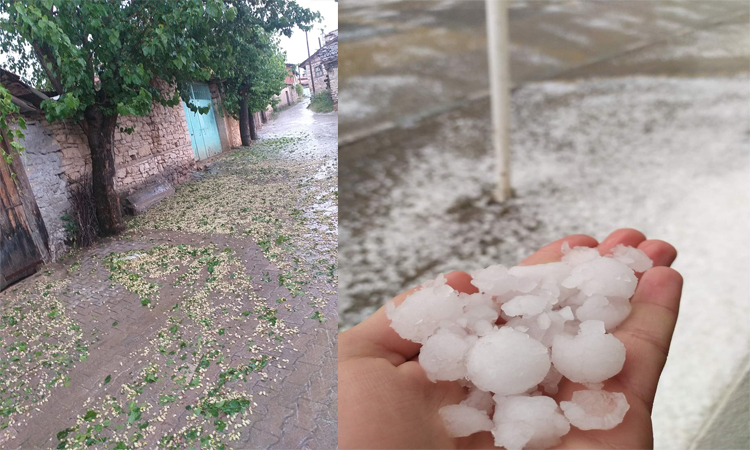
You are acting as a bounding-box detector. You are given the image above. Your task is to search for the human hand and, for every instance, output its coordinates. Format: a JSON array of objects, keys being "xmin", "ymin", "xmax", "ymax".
[{"xmin": 339, "ymin": 229, "xmax": 681, "ymax": 449}]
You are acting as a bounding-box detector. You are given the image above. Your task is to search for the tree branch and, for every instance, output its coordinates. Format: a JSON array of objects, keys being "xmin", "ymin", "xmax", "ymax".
[{"xmin": 31, "ymin": 42, "xmax": 64, "ymax": 95}]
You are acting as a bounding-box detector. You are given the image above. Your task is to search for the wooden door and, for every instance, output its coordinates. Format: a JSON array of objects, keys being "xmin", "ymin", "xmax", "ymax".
[
  {"xmin": 182, "ymin": 83, "xmax": 222, "ymax": 161},
  {"xmin": 0, "ymin": 132, "xmax": 49, "ymax": 291}
]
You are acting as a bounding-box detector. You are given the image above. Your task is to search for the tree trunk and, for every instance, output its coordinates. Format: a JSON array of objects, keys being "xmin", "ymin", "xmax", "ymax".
[
  {"xmin": 239, "ymin": 90, "xmax": 251, "ymax": 146},
  {"xmin": 83, "ymin": 105, "xmax": 123, "ymax": 235},
  {"xmin": 260, "ymin": 110, "xmax": 267, "ymax": 124},
  {"xmin": 249, "ymin": 110, "xmax": 258, "ymax": 141}
]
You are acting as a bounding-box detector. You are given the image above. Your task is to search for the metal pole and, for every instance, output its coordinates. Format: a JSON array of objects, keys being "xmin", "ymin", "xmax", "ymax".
[
  {"xmin": 485, "ymin": 0, "xmax": 512, "ymax": 202},
  {"xmin": 306, "ymin": 30, "xmax": 316, "ymax": 95}
]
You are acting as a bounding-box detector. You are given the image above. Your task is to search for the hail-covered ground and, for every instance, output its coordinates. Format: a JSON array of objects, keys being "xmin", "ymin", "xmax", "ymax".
[
  {"xmin": 0, "ymin": 103, "xmax": 338, "ymax": 449},
  {"xmin": 339, "ymin": 75, "xmax": 749, "ymax": 448}
]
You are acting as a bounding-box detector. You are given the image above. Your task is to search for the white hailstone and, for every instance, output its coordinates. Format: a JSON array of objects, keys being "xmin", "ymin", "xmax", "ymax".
[
  {"xmin": 558, "ymin": 306, "xmax": 575, "ymax": 321},
  {"xmin": 509, "ymin": 262, "xmax": 572, "ymax": 299},
  {"xmin": 505, "ymin": 316, "xmax": 544, "ymax": 343},
  {"xmin": 610, "ymin": 244, "xmax": 653, "ymax": 273},
  {"xmin": 386, "ymin": 275, "xmax": 466, "ymax": 343},
  {"xmin": 473, "ymin": 319, "xmax": 494, "ymax": 336},
  {"xmin": 440, "ymin": 404, "xmax": 494, "ymax": 437},
  {"xmin": 562, "ymin": 291, "xmax": 589, "ymax": 307},
  {"xmin": 561, "ymin": 243, "xmax": 600, "ymax": 265},
  {"xmin": 461, "ymin": 292, "xmax": 500, "ymax": 331},
  {"xmin": 551, "ymin": 320, "xmax": 626, "ymax": 384},
  {"xmin": 419, "ymin": 329, "xmax": 471, "ymax": 381},
  {"xmin": 575, "ymin": 296, "xmax": 631, "ymax": 331},
  {"xmin": 501, "ymin": 295, "xmax": 549, "ymax": 318},
  {"xmin": 466, "ymin": 327, "xmax": 550, "ymax": 395},
  {"xmin": 471, "ymin": 265, "xmax": 518, "ymax": 296},
  {"xmin": 492, "ymin": 395, "xmax": 570, "ymax": 450},
  {"xmin": 461, "ymin": 385, "xmax": 494, "ymax": 414},
  {"xmin": 562, "ymin": 257, "xmax": 637, "ymax": 299},
  {"xmin": 510, "ymin": 308, "xmax": 575, "ymax": 348},
  {"xmin": 540, "ymin": 366, "xmax": 564, "ymax": 395},
  {"xmin": 560, "ymin": 390, "xmax": 630, "ymax": 430},
  {"xmin": 537, "ymin": 313, "xmax": 552, "ymax": 330},
  {"xmin": 391, "ymin": 245, "xmax": 643, "ymax": 448}
]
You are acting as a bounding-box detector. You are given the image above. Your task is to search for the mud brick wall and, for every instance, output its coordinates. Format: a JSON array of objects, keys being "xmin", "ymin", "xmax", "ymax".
[{"xmin": 279, "ymin": 85, "xmax": 298, "ymax": 107}]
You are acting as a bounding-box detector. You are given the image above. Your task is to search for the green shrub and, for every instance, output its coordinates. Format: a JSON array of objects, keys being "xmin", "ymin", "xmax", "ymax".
[
  {"xmin": 308, "ymin": 92, "xmax": 334, "ymax": 113},
  {"xmin": 295, "ymin": 84, "xmax": 304, "ymax": 97}
]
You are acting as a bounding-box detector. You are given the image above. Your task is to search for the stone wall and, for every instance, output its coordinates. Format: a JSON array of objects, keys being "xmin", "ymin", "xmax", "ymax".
[
  {"xmin": 17, "ymin": 94, "xmax": 196, "ymax": 259},
  {"xmin": 308, "ymin": 56, "xmax": 328, "ymax": 97},
  {"xmin": 17, "ymin": 113, "xmax": 76, "ymax": 259},
  {"xmin": 113, "ymin": 101, "xmax": 195, "ymax": 194},
  {"xmin": 328, "ymin": 67, "xmax": 339, "ymax": 103}
]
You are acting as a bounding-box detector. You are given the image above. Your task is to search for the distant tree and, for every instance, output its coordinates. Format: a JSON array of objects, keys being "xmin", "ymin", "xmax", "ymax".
[
  {"xmin": 211, "ymin": 0, "xmax": 318, "ymax": 146},
  {"xmin": 0, "ymin": 0, "xmax": 236, "ymax": 234},
  {"xmin": 216, "ymin": 30, "xmax": 288, "ymax": 144}
]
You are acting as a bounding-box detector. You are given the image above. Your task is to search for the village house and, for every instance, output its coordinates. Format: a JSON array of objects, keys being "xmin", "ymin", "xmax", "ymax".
[
  {"xmin": 299, "ymin": 72, "xmax": 311, "ymax": 97},
  {"xmin": 0, "ymin": 68, "xmax": 272, "ymax": 280},
  {"xmin": 300, "ymin": 30, "xmax": 338, "ymax": 106},
  {"xmin": 276, "ymin": 63, "xmax": 300, "ymax": 108}
]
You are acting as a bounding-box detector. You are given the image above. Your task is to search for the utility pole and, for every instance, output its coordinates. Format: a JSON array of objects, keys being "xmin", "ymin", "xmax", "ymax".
[
  {"xmin": 486, "ymin": 0, "xmax": 512, "ymax": 202},
  {"xmin": 305, "ymin": 30, "xmax": 316, "ymax": 95}
]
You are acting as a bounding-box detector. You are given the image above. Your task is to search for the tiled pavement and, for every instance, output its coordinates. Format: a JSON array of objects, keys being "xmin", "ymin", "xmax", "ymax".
[
  {"xmin": 0, "ymin": 102, "xmax": 338, "ymax": 449},
  {"xmin": 1, "ymin": 227, "xmax": 337, "ymax": 449}
]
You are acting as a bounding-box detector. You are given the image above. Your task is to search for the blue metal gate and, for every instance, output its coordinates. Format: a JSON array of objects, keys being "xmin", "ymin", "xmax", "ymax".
[{"xmin": 182, "ymin": 83, "xmax": 222, "ymax": 160}]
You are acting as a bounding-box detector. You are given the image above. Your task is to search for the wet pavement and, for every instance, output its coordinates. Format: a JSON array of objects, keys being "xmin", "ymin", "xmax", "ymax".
[
  {"xmin": 0, "ymin": 101, "xmax": 338, "ymax": 449},
  {"xmin": 338, "ymin": 1, "xmax": 749, "ymax": 448},
  {"xmin": 261, "ymin": 99, "xmax": 339, "ymax": 161}
]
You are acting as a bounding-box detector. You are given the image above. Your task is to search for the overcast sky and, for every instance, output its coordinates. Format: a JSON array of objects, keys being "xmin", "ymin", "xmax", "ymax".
[{"xmin": 278, "ymin": 0, "xmax": 338, "ymax": 67}]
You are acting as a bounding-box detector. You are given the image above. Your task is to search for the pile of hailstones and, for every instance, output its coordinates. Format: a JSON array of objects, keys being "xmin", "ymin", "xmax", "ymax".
[{"xmin": 387, "ymin": 243, "xmax": 653, "ymax": 450}]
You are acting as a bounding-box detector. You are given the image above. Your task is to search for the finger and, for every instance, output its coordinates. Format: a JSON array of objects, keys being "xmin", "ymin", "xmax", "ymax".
[
  {"xmin": 340, "ymin": 271, "xmax": 477, "ymax": 366},
  {"xmin": 520, "ymin": 234, "xmax": 598, "ymax": 266},
  {"xmin": 637, "ymin": 239, "xmax": 677, "ymax": 268},
  {"xmin": 613, "ymin": 266, "xmax": 683, "ymax": 410},
  {"xmin": 597, "ymin": 228, "xmax": 647, "ymax": 255}
]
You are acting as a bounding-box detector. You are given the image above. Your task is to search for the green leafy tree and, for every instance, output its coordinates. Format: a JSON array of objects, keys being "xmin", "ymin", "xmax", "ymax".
[
  {"xmin": 210, "ymin": 0, "xmax": 318, "ymax": 145},
  {"xmin": 221, "ymin": 42, "xmax": 288, "ymax": 144},
  {"xmin": 0, "ymin": 0, "xmax": 235, "ymax": 234},
  {"xmin": 0, "ymin": 85, "xmax": 27, "ymax": 165},
  {"xmin": 0, "ymin": 0, "xmax": 317, "ymax": 233}
]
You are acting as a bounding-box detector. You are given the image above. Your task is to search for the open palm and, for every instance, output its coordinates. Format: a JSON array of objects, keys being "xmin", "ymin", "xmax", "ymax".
[{"xmin": 339, "ymin": 229, "xmax": 682, "ymax": 449}]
